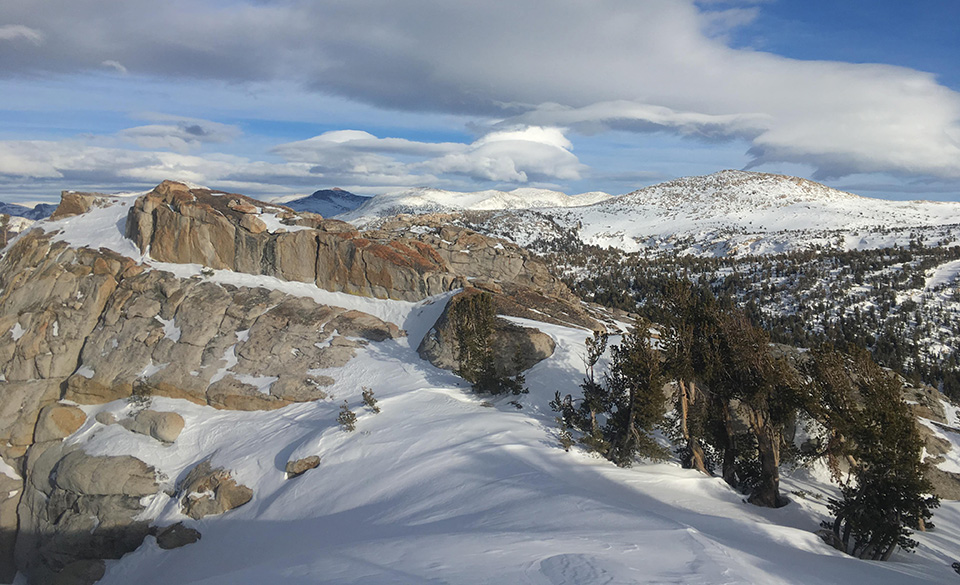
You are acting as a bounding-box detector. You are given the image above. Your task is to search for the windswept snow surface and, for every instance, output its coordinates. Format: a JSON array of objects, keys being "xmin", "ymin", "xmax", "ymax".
[
  {"xmin": 64, "ymin": 315, "xmax": 959, "ymax": 584},
  {"xmin": 342, "ymin": 186, "xmax": 612, "ymax": 226}
]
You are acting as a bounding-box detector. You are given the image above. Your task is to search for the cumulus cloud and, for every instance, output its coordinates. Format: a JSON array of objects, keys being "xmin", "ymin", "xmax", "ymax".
[
  {"xmin": 1, "ymin": 0, "xmax": 959, "ymax": 181},
  {"xmin": 0, "ymin": 24, "xmax": 43, "ymax": 44}
]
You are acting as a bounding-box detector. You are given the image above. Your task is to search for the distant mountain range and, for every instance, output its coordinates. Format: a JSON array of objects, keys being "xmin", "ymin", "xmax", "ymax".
[
  {"xmin": 340, "ymin": 186, "xmax": 612, "ymax": 224},
  {"xmin": 270, "ymin": 188, "xmax": 370, "ymax": 217},
  {"xmin": 342, "ymin": 171, "xmax": 960, "ymax": 257},
  {"xmin": 0, "ymin": 200, "xmax": 56, "ymax": 221}
]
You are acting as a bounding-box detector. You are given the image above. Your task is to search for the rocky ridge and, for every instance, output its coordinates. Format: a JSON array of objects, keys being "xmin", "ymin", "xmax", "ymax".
[{"xmin": 0, "ymin": 180, "xmax": 594, "ymax": 584}]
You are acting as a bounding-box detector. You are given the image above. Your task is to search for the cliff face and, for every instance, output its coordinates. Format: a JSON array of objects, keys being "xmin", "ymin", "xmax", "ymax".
[{"xmin": 0, "ymin": 181, "xmax": 591, "ymax": 584}]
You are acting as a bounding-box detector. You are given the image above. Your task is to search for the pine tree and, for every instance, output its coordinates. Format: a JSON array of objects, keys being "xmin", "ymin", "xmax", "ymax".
[
  {"xmin": 362, "ymin": 387, "xmax": 380, "ymax": 414},
  {"xmin": 805, "ymin": 348, "xmax": 939, "ymax": 559},
  {"xmin": 337, "ymin": 400, "xmax": 357, "ymax": 431},
  {"xmin": 603, "ymin": 322, "xmax": 669, "ymax": 466}
]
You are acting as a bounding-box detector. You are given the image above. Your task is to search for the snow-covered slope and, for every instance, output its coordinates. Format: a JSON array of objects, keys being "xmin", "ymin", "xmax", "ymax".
[
  {"xmin": 8, "ymin": 187, "xmax": 960, "ymax": 584},
  {"xmin": 460, "ymin": 171, "xmax": 960, "ymax": 256},
  {"xmin": 64, "ymin": 308, "xmax": 960, "ymax": 585},
  {"xmin": 270, "ymin": 188, "xmax": 370, "ymax": 217},
  {"xmin": 342, "ymin": 186, "xmax": 612, "ymax": 226}
]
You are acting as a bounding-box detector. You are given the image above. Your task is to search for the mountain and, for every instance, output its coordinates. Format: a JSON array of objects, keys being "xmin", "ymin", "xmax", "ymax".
[
  {"xmin": 1, "ymin": 181, "xmax": 959, "ymax": 585},
  {"xmin": 341, "ymin": 186, "xmax": 612, "ymax": 226},
  {"xmin": 344, "ymin": 171, "xmax": 960, "ymax": 257},
  {"xmin": 0, "ymin": 200, "xmax": 56, "ymax": 221},
  {"xmin": 269, "ymin": 188, "xmax": 369, "ymax": 217}
]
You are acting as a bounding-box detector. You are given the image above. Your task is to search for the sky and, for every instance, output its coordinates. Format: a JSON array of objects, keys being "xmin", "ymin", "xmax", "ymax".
[{"xmin": 1, "ymin": 0, "xmax": 959, "ymax": 204}]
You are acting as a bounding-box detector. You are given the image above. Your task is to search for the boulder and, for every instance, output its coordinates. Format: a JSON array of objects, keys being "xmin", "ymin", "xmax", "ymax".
[
  {"xmin": 33, "ymin": 404, "xmax": 87, "ymax": 443},
  {"xmin": 178, "ymin": 461, "xmax": 253, "ymax": 519},
  {"xmin": 285, "ymin": 455, "xmax": 321, "ymax": 479},
  {"xmin": 119, "ymin": 409, "xmax": 185, "ymax": 443},
  {"xmin": 418, "ymin": 289, "xmax": 556, "ymax": 378},
  {"xmin": 154, "ymin": 522, "xmax": 201, "ymax": 550},
  {"xmin": 54, "ymin": 451, "xmax": 158, "ymax": 497}
]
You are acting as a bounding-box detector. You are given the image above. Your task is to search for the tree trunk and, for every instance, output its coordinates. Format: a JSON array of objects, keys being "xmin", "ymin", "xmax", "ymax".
[
  {"xmin": 720, "ymin": 401, "xmax": 738, "ymax": 488},
  {"xmin": 678, "ymin": 380, "xmax": 709, "ymax": 474},
  {"xmin": 747, "ymin": 409, "xmax": 785, "ymax": 508}
]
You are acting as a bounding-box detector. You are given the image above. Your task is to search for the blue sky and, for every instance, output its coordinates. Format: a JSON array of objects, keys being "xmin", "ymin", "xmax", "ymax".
[{"xmin": 0, "ymin": 0, "xmax": 959, "ymax": 203}]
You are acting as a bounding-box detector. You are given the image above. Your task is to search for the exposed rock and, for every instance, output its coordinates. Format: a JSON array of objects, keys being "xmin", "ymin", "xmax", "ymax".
[
  {"xmin": 905, "ymin": 384, "xmax": 947, "ymax": 423},
  {"xmin": 54, "ymin": 451, "xmax": 158, "ymax": 497},
  {"xmin": 926, "ymin": 466, "xmax": 960, "ymax": 500},
  {"xmin": 94, "ymin": 412, "xmax": 116, "ymax": 426},
  {"xmin": 178, "ymin": 461, "xmax": 253, "ymax": 519},
  {"xmin": 0, "ymin": 473, "xmax": 20, "ymax": 582},
  {"xmin": 124, "ymin": 181, "xmax": 588, "ymax": 306},
  {"xmin": 16, "ymin": 446, "xmax": 157, "ymax": 585},
  {"xmin": 418, "ymin": 288, "xmax": 556, "ymax": 378},
  {"xmin": 285, "ymin": 455, "xmax": 321, "ymax": 479},
  {"xmin": 239, "ymin": 214, "xmax": 267, "ymax": 234},
  {"xmin": 154, "ymin": 523, "xmax": 201, "ymax": 550},
  {"xmin": 118, "ymin": 410, "xmax": 185, "ymax": 443},
  {"xmin": 33, "ymin": 404, "xmax": 87, "ymax": 443},
  {"xmin": 50, "ymin": 192, "xmax": 104, "ymax": 221}
]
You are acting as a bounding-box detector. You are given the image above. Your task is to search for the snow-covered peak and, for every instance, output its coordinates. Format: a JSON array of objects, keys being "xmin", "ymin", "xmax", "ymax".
[
  {"xmin": 341, "ymin": 186, "xmax": 612, "ymax": 225},
  {"xmin": 609, "ymin": 170, "xmax": 863, "ymax": 212}
]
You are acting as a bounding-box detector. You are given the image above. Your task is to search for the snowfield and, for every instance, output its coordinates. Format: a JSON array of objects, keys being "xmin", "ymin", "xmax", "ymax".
[{"xmin": 36, "ymin": 306, "xmax": 960, "ymax": 585}]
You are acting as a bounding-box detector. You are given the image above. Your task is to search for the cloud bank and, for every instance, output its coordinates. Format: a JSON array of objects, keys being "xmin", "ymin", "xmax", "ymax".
[{"xmin": 1, "ymin": 0, "xmax": 959, "ymax": 186}]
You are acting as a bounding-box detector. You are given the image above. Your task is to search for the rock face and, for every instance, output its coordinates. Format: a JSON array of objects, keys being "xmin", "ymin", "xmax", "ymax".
[
  {"xmin": 178, "ymin": 461, "xmax": 253, "ymax": 520},
  {"xmin": 15, "ymin": 447, "xmax": 158, "ymax": 585},
  {"xmin": 418, "ymin": 288, "xmax": 558, "ymax": 378}
]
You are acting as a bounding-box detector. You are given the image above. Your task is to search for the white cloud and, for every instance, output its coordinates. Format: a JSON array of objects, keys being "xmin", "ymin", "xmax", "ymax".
[
  {"xmin": 101, "ymin": 60, "xmax": 128, "ymax": 74},
  {"xmin": 0, "ymin": 25, "xmax": 43, "ymax": 44},
  {"xmin": 0, "ymin": 123, "xmax": 586, "ymax": 200},
  {"xmin": 1, "ymin": 0, "xmax": 959, "ymax": 182},
  {"xmin": 421, "ymin": 127, "xmax": 583, "ymax": 182},
  {"xmin": 118, "ymin": 116, "xmax": 241, "ymax": 152}
]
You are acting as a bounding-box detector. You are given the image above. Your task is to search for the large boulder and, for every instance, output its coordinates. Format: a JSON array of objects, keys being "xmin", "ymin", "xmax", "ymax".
[
  {"xmin": 33, "ymin": 404, "xmax": 87, "ymax": 443},
  {"xmin": 418, "ymin": 288, "xmax": 556, "ymax": 378},
  {"xmin": 16, "ymin": 447, "xmax": 158, "ymax": 585},
  {"xmin": 118, "ymin": 410, "xmax": 185, "ymax": 443},
  {"xmin": 178, "ymin": 461, "xmax": 253, "ymax": 520}
]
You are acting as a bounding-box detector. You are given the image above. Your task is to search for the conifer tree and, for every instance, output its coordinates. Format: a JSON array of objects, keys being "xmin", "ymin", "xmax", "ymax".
[
  {"xmin": 362, "ymin": 387, "xmax": 380, "ymax": 414},
  {"xmin": 337, "ymin": 400, "xmax": 357, "ymax": 431},
  {"xmin": 804, "ymin": 348, "xmax": 938, "ymax": 559}
]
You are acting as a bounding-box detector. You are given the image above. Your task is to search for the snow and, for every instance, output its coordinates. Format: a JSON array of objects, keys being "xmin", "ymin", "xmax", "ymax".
[
  {"xmin": 0, "ymin": 457, "xmax": 20, "ymax": 481},
  {"xmin": 9, "ymin": 323, "xmax": 24, "ymax": 341},
  {"xmin": 342, "ymin": 186, "xmax": 613, "ymax": 227},
  {"xmin": 7, "ymin": 174, "xmax": 960, "ymax": 583},
  {"xmin": 155, "ymin": 316, "xmax": 181, "ymax": 342},
  {"xmin": 42, "ymin": 196, "xmax": 144, "ymax": 260},
  {"xmin": 257, "ymin": 211, "xmax": 313, "ymax": 234},
  {"xmin": 925, "ymin": 260, "xmax": 960, "ymax": 291},
  {"xmin": 41, "ymin": 302, "xmax": 956, "ymax": 585}
]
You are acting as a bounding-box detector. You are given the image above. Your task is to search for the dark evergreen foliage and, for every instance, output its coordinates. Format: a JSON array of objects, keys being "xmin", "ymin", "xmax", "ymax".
[{"xmin": 451, "ymin": 292, "xmax": 528, "ymax": 395}]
